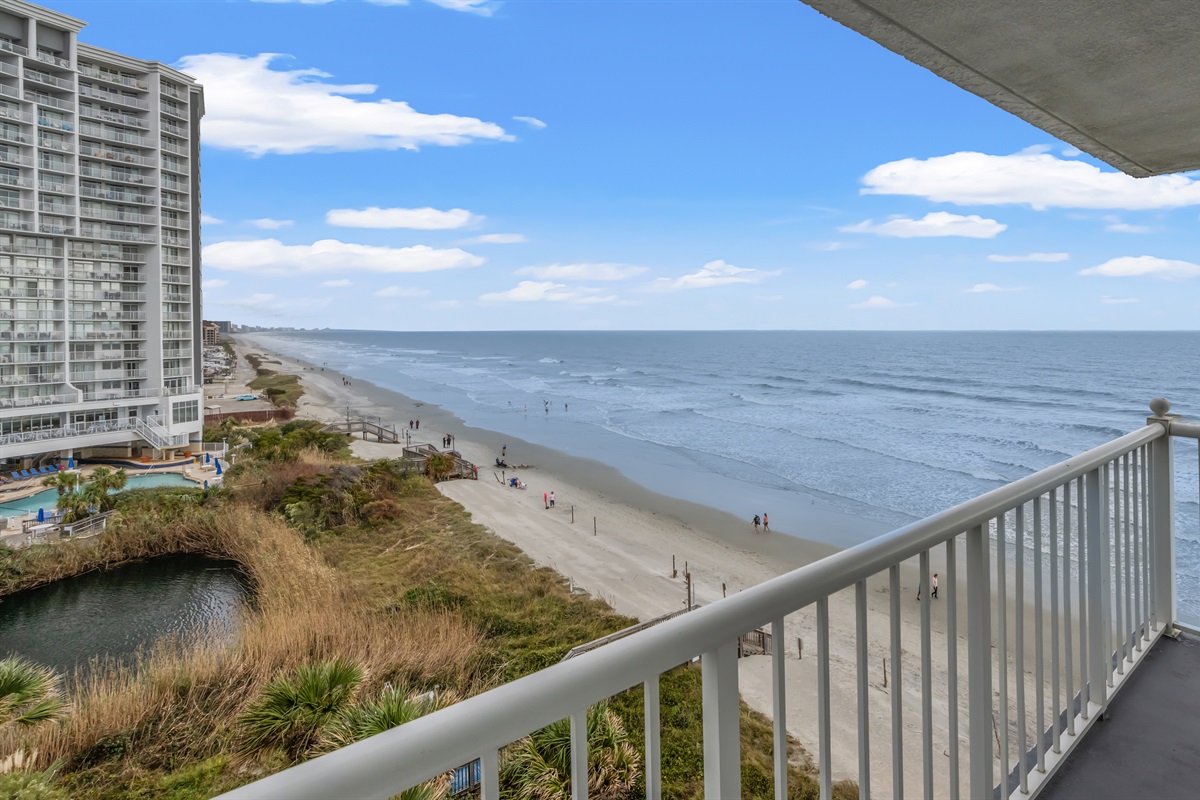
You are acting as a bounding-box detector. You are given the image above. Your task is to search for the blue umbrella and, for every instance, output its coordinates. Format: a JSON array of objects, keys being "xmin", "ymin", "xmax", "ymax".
[
  {"xmin": 205, "ymin": 452, "xmax": 211, "ymax": 464},
  {"xmin": 214, "ymin": 458, "xmax": 222, "ymax": 476},
  {"xmin": 203, "ymin": 480, "xmax": 209, "ymax": 490},
  {"xmin": 67, "ymin": 456, "xmax": 75, "ymax": 469},
  {"xmin": 37, "ymin": 507, "xmax": 44, "ymax": 523}
]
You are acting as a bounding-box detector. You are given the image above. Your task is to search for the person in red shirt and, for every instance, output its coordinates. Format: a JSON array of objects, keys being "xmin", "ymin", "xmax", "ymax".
[{"xmin": 762, "ymin": 512, "xmax": 769, "ymax": 532}]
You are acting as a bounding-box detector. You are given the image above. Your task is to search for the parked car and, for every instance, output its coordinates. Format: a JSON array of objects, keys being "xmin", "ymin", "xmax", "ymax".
[{"xmin": 235, "ymin": 394, "xmax": 259, "ymax": 401}]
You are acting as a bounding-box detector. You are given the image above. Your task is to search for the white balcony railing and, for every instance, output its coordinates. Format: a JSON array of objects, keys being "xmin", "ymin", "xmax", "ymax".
[
  {"xmin": 79, "ymin": 105, "xmax": 149, "ymax": 130},
  {"xmin": 78, "ymin": 164, "xmax": 155, "ymax": 186},
  {"xmin": 78, "ymin": 83, "xmax": 149, "ymax": 110},
  {"xmin": 0, "ymin": 151, "xmax": 32, "ymax": 167},
  {"xmin": 38, "ymin": 137, "xmax": 73, "ymax": 153},
  {"xmin": 0, "ymin": 40, "xmax": 28, "ymax": 57},
  {"xmin": 0, "ymin": 126, "xmax": 30, "ymax": 144},
  {"xmin": 25, "ymin": 91, "xmax": 73, "ymax": 112},
  {"xmin": 34, "ymin": 50, "xmax": 70, "ymax": 70},
  {"xmin": 78, "ymin": 65, "xmax": 148, "ymax": 92},
  {"xmin": 24, "ymin": 69, "xmax": 72, "ymax": 90},
  {"xmin": 80, "ymin": 145, "xmax": 156, "ymax": 167},
  {"xmin": 77, "ymin": 185, "xmax": 154, "ymax": 205},
  {"xmin": 217, "ymin": 400, "xmax": 1199, "ymax": 800}
]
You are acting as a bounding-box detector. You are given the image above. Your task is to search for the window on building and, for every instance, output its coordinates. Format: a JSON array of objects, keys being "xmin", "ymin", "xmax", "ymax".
[{"xmin": 172, "ymin": 399, "xmax": 198, "ymax": 425}]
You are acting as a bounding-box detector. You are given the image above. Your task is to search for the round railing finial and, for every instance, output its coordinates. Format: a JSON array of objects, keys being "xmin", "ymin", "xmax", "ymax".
[{"xmin": 1150, "ymin": 397, "xmax": 1171, "ymax": 417}]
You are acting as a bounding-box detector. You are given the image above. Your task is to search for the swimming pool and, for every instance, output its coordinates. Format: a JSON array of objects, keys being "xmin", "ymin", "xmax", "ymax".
[{"xmin": 0, "ymin": 472, "xmax": 195, "ymax": 517}]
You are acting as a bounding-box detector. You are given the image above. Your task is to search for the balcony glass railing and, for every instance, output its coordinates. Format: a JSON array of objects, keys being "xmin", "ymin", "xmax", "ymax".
[
  {"xmin": 37, "ymin": 159, "xmax": 74, "ymax": 174},
  {"xmin": 0, "ymin": 84, "xmax": 17, "ymax": 101},
  {"xmin": 78, "ymin": 65, "xmax": 148, "ymax": 92},
  {"xmin": 0, "ymin": 309, "xmax": 62, "ymax": 320},
  {"xmin": 23, "ymin": 69, "xmax": 72, "ymax": 91},
  {"xmin": 38, "ymin": 137, "xmax": 73, "ymax": 153},
  {"xmin": 38, "ymin": 180, "xmax": 74, "ymax": 194},
  {"xmin": 37, "ymin": 223, "xmax": 74, "ymax": 236},
  {"xmin": 78, "ymin": 227, "xmax": 157, "ymax": 243},
  {"xmin": 68, "ymin": 290, "xmax": 145, "ymax": 301},
  {"xmin": 79, "ymin": 105, "xmax": 149, "ymax": 130},
  {"xmin": 0, "ymin": 106, "xmax": 33, "ymax": 124},
  {"xmin": 77, "ymin": 185, "xmax": 154, "ymax": 205},
  {"xmin": 38, "ymin": 203, "xmax": 75, "ymax": 215},
  {"xmin": 0, "ymin": 219, "xmax": 32, "ymax": 232},
  {"xmin": 0, "ymin": 151, "xmax": 32, "ymax": 167},
  {"xmin": 0, "ymin": 127, "xmax": 31, "ymax": 144},
  {"xmin": 79, "ymin": 206, "xmax": 157, "ymax": 225},
  {"xmin": 0, "ymin": 243, "xmax": 61, "ymax": 258},
  {"xmin": 0, "ymin": 197, "xmax": 32, "ymax": 211},
  {"xmin": 34, "ymin": 51, "xmax": 71, "ymax": 70},
  {"xmin": 24, "ymin": 91, "xmax": 73, "ymax": 112},
  {"xmin": 78, "ymin": 164, "xmax": 155, "ymax": 186},
  {"xmin": 79, "ymin": 122, "xmax": 155, "ymax": 148},
  {"xmin": 0, "ymin": 288, "xmax": 60, "ymax": 299},
  {"xmin": 0, "ymin": 351, "xmax": 63, "ymax": 364},
  {"xmin": 0, "ymin": 41, "xmax": 27, "ymax": 57},
  {"xmin": 160, "ymin": 103, "xmax": 187, "ymax": 120},
  {"xmin": 78, "ymin": 83, "xmax": 149, "ymax": 110},
  {"xmin": 35, "ymin": 116, "xmax": 72, "ymax": 132},
  {"xmin": 80, "ymin": 145, "xmax": 156, "ymax": 167},
  {"xmin": 160, "ymin": 140, "xmax": 188, "ymax": 156},
  {"xmin": 0, "ymin": 330, "xmax": 63, "ymax": 341}
]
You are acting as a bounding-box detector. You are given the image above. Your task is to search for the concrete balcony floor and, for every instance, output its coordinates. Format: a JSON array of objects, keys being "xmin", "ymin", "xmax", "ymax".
[{"xmin": 1040, "ymin": 632, "xmax": 1200, "ymax": 800}]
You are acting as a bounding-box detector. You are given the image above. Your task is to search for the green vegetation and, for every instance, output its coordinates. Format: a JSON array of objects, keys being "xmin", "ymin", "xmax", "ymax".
[
  {"xmin": 48, "ymin": 467, "xmax": 130, "ymax": 523},
  {"xmin": 245, "ymin": 352, "xmax": 303, "ymax": 410},
  {"xmin": 0, "ymin": 418, "xmax": 855, "ymax": 799},
  {"xmin": 0, "ymin": 657, "xmax": 65, "ymax": 732}
]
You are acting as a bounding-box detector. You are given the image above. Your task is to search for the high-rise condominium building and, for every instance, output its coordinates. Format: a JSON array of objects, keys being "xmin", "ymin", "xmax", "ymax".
[{"xmin": 0, "ymin": 0, "xmax": 204, "ymax": 467}]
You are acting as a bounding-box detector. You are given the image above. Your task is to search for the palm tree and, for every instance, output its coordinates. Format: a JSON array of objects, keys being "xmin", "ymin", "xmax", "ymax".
[
  {"xmin": 236, "ymin": 658, "xmax": 363, "ymax": 762},
  {"xmin": 502, "ymin": 703, "xmax": 640, "ymax": 800},
  {"xmin": 81, "ymin": 467, "xmax": 129, "ymax": 513},
  {"xmin": 0, "ymin": 657, "xmax": 65, "ymax": 732},
  {"xmin": 41, "ymin": 470, "xmax": 79, "ymax": 497},
  {"xmin": 424, "ymin": 453, "xmax": 457, "ymax": 482},
  {"xmin": 55, "ymin": 489, "xmax": 93, "ymax": 524}
]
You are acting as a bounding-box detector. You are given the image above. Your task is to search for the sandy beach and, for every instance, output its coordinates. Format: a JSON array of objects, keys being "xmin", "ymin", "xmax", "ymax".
[{"xmin": 230, "ymin": 334, "xmax": 1037, "ymax": 798}]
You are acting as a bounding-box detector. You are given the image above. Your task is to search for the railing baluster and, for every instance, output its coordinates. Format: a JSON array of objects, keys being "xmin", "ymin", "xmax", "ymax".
[
  {"xmin": 1076, "ymin": 476, "xmax": 1089, "ymax": 720},
  {"xmin": 919, "ymin": 550, "xmax": 933, "ymax": 800},
  {"xmin": 1062, "ymin": 483, "xmax": 1075, "ymax": 737},
  {"xmin": 945, "ymin": 537, "xmax": 960, "ymax": 800},
  {"xmin": 702, "ymin": 641, "xmax": 741, "ymax": 799},
  {"xmin": 1015, "ymin": 502, "xmax": 1028, "ymax": 793},
  {"xmin": 1143, "ymin": 444, "xmax": 1153, "ymax": 636},
  {"xmin": 1149, "ymin": 425, "xmax": 1176, "ymax": 632},
  {"xmin": 1123, "ymin": 453, "xmax": 1132, "ymax": 668},
  {"xmin": 1133, "ymin": 447, "xmax": 1143, "ymax": 652},
  {"xmin": 996, "ymin": 515, "xmax": 1010, "ymax": 800},
  {"xmin": 571, "ymin": 708, "xmax": 589, "ymax": 800},
  {"xmin": 818, "ymin": 598, "xmax": 833, "ymax": 800},
  {"xmin": 645, "ymin": 676, "xmax": 661, "ymax": 800},
  {"xmin": 772, "ymin": 617, "xmax": 787, "ymax": 800},
  {"xmin": 856, "ymin": 582, "xmax": 871, "ymax": 800},
  {"xmin": 966, "ymin": 523, "xmax": 993, "ymax": 800},
  {"xmin": 1050, "ymin": 486, "xmax": 1062, "ymax": 753},
  {"xmin": 481, "ymin": 748, "xmax": 500, "ymax": 800},
  {"xmin": 890, "ymin": 564, "xmax": 904, "ymax": 800},
  {"xmin": 1086, "ymin": 467, "xmax": 1109, "ymax": 717},
  {"xmin": 1033, "ymin": 494, "xmax": 1047, "ymax": 773}
]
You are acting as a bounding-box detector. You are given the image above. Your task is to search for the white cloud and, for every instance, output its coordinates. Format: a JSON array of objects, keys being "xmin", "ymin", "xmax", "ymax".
[
  {"xmin": 862, "ymin": 150, "xmax": 1200, "ymax": 211},
  {"xmin": 987, "ymin": 252, "xmax": 1069, "ymax": 263},
  {"xmin": 1104, "ymin": 220, "xmax": 1152, "ymax": 232},
  {"xmin": 203, "ymin": 238, "xmax": 483, "ymax": 275},
  {"xmin": 516, "ymin": 263, "xmax": 647, "ymax": 281},
  {"xmin": 321, "ymin": 279, "xmax": 352, "ymax": 287},
  {"xmin": 1080, "ymin": 256, "xmax": 1200, "ymax": 279},
  {"xmin": 964, "ymin": 283, "xmax": 1024, "ymax": 293},
  {"xmin": 200, "ymin": 214, "xmax": 224, "ymax": 225},
  {"xmin": 374, "ymin": 285, "xmax": 430, "ymax": 298},
  {"xmin": 427, "ymin": 0, "xmax": 496, "ymax": 14},
  {"xmin": 809, "ymin": 241, "xmax": 856, "ymax": 251},
  {"xmin": 649, "ymin": 260, "xmax": 779, "ymax": 291},
  {"xmin": 840, "ymin": 211, "xmax": 1006, "ymax": 239},
  {"xmin": 201, "ymin": 279, "xmax": 229, "ymax": 290},
  {"xmin": 849, "ymin": 295, "xmax": 912, "ymax": 309},
  {"xmin": 226, "ymin": 293, "xmax": 331, "ymax": 318},
  {"xmin": 326, "ymin": 206, "xmax": 480, "ymax": 230},
  {"xmin": 1062, "ymin": 147, "xmax": 1082, "ymax": 157},
  {"xmin": 513, "ymin": 116, "xmax": 546, "ymax": 129},
  {"xmin": 249, "ymin": 218, "xmax": 293, "ymax": 230},
  {"xmin": 458, "ymin": 233, "xmax": 527, "ymax": 245},
  {"xmin": 479, "ymin": 281, "xmax": 616, "ymax": 304},
  {"xmin": 846, "ymin": 279, "xmax": 868, "ymax": 290},
  {"xmin": 1101, "ymin": 296, "xmax": 1140, "ymax": 304},
  {"xmin": 176, "ymin": 53, "xmax": 510, "ymax": 156}
]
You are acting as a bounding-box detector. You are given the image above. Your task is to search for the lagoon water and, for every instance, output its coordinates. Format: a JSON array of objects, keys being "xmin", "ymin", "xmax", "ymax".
[{"xmin": 257, "ymin": 330, "xmax": 1200, "ymax": 618}]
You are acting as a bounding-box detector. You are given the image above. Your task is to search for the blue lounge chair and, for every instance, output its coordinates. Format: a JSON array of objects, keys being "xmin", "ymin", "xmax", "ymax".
[
  {"xmin": 8, "ymin": 473, "xmax": 17, "ymax": 481},
  {"xmin": 45, "ymin": 464, "xmax": 57, "ymax": 472},
  {"xmin": 37, "ymin": 466, "xmax": 50, "ymax": 475},
  {"xmin": 15, "ymin": 470, "xmax": 27, "ymax": 479}
]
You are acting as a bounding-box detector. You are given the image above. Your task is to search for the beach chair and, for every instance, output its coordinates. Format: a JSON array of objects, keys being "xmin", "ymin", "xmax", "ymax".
[
  {"xmin": 44, "ymin": 464, "xmax": 57, "ymax": 473},
  {"xmin": 38, "ymin": 466, "xmax": 51, "ymax": 475},
  {"xmin": 8, "ymin": 473, "xmax": 17, "ymax": 481},
  {"xmin": 14, "ymin": 470, "xmax": 27, "ymax": 479}
]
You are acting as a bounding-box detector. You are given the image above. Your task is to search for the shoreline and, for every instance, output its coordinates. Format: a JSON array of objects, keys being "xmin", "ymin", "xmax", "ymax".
[{"xmin": 230, "ymin": 334, "xmax": 978, "ymax": 797}]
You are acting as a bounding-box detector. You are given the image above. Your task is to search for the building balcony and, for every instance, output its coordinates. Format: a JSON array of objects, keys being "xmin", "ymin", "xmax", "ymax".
[
  {"xmin": 78, "ymin": 227, "xmax": 156, "ymax": 244},
  {"xmin": 0, "ymin": 309, "xmax": 63, "ymax": 321},
  {"xmin": 0, "ymin": 151, "xmax": 32, "ymax": 168},
  {"xmin": 37, "ymin": 223, "xmax": 74, "ymax": 236},
  {"xmin": 77, "ymin": 185, "xmax": 154, "ymax": 205},
  {"xmin": 160, "ymin": 84, "xmax": 188, "ymax": 102},
  {"xmin": 74, "ymin": 330, "xmax": 145, "ymax": 341},
  {"xmin": 159, "ymin": 122, "xmax": 188, "ymax": 139},
  {"xmin": 78, "ymin": 164, "xmax": 155, "ymax": 186},
  {"xmin": 162, "ymin": 366, "xmax": 191, "ymax": 378},
  {"xmin": 215, "ymin": 401, "xmax": 1200, "ymax": 800},
  {"xmin": 0, "ymin": 41, "xmax": 27, "ymax": 57},
  {"xmin": 0, "ymin": 218, "xmax": 33, "ymax": 232},
  {"xmin": 160, "ymin": 160, "xmax": 188, "ymax": 176},
  {"xmin": 71, "ymin": 368, "xmax": 148, "ymax": 382},
  {"xmin": 78, "ymin": 83, "xmax": 148, "ymax": 110},
  {"xmin": 162, "ymin": 235, "xmax": 189, "ymax": 248},
  {"xmin": 159, "ymin": 140, "xmax": 188, "ymax": 157},
  {"xmin": 24, "ymin": 91, "xmax": 73, "ymax": 112},
  {"xmin": 0, "ymin": 84, "xmax": 18, "ymax": 101},
  {"xmin": 162, "ymin": 311, "xmax": 191, "ymax": 321},
  {"xmin": 161, "ymin": 177, "xmax": 189, "ymax": 192},
  {"xmin": 38, "ymin": 202, "xmax": 75, "ymax": 215},
  {"xmin": 23, "ymin": 69, "xmax": 72, "ymax": 91},
  {"xmin": 0, "ymin": 196, "xmax": 32, "ymax": 211},
  {"xmin": 162, "ymin": 383, "xmax": 195, "ymax": 397},
  {"xmin": 79, "ymin": 206, "xmax": 157, "ymax": 225},
  {"xmin": 0, "ymin": 126, "xmax": 31, "ymax": 144},
  {"xmin": 79, "ymin": 122, "xmax": 156, "ymax": 149},
  {"xmin": 0, "ymin": 288, "xmax": 61, "ymax": 299},
  {"xmin": 0, "ymin": 63, "xmax": 14, "ymax": 78},
  {"xmin": 38, "ymin": 180, "xmax": 74, "ymax": 194},
  {"xmin": 0, "ymin": 350, "xmax": 62, "ymax": 364},
  {"xmin": 0, "ymin": 174, "xmax": 31, "ymax": 189},
  {"xmin": 163, "ymin": 330, "xmax": 191, "ymax": 340},
  {"xmin": 0, "ymin": 106, "xmax": 33, "ymax": 124},
  {"xmin": 0, "ymin": 330, "xmax": 62, "ymax": 341},
  {"xmin": 162, "ymin": 348, "xmax": 189, "ymax": 359},
  {"xmin": 80, "ymin": 146, "xmax": 156, "ymax": 167},
  {"xmin": 0, "ymin": 372, "xmax": 62, "ymax": 385},
  {"xmin": 159, "ymin": 103, "xmax": 187, "ymax": 120},
  {"xmin": 78, "ymin": 65, "xmax": 148, "ymax": 92},
  {"xmin": 75, "ymin": 310, "xmax": 145, "ymax": 322},
  {"xmin": 163, "ymin": 255, "xmax": 191, "ymax": 268},
  {"xmin": 34, "ymin": 50, "xmax": 71, "ymax": 71},
  {"xmin": 0, "ymin": 243, "xmax": 62, "ymax": 258},
  {"xmin": 68, "ymin": 290, "xmax": 144, "ymax": 302},
  {"xmin": 38, "ymin": 137, "xmax": 73, "ymax": 154},
  {"xmin": 35, "ymin": 117, "xmax": 73, "ymax": 133},
  {"xmin": 37, "ymin": 160, "xmax": 74, "ymax": 175},
  {"xmin": 79, "ymin": 105, "xmax": 149, "ymax": 130},
  {"xmin": 160, "ymin": 194, "xmax": 188, "ymax": 211}
]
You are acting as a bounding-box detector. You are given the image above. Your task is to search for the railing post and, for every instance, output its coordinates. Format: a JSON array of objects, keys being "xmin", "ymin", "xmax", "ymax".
[
  {"xmin": 1085, "ymin": 467, "xmax": 1108, "ymax": 716},
  {"xmin": 702, "ymin": 641, "xmax": 741, "ymax": 799},
  {"xmin": 965, "ymin": 524, "xmax": 992, "ymax": 800},
  {"xmin": 1147, "ymin": 398, "xmax": 1177, "ymax": 634}
]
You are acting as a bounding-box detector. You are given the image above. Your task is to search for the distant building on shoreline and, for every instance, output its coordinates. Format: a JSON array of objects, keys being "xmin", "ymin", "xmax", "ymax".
[{"xmin": 0, "ymin": 0, "xmax": 205, "ymax": 466}]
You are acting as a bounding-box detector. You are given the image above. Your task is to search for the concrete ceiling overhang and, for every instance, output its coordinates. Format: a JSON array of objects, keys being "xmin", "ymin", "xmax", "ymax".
[{"xmin": 800, "ymin": 0, "xmax": 1200, "ymax": 178}]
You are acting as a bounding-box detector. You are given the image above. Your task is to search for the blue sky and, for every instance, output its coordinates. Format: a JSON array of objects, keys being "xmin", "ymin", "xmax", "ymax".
[{"xmin": 59, "ymin": 0, "xmax": 1200, "ymax": 330}]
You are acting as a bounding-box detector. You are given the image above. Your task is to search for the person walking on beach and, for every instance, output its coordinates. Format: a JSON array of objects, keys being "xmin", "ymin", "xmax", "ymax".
[
  {"xmin": 502, "ymin": 444, "xmax": 506, "ymax": 458},
  {"xmin": 543, "ymin": 491, "xmax": 549, "ymax": 509},
  {"xmin": 549, "ymin": 491, "xmax": 556, "ymax": 508},
  {"xmin": 932, "ymin": 573, "xmax": 939, "ymax": 599},
  {"xmin": 762, "ymin": 512, "xmax": 769, "ymax": 532},
  {"xmin": 753, "ymin": 514, "xmax": 761, "ymax": 534},
  {"xmin": 409, "ymin": 420, "xmax": 413, "ymax": 430},
  {"xmin": 415, "ymin": 419, "xmax": 420, "ymax": 430}
]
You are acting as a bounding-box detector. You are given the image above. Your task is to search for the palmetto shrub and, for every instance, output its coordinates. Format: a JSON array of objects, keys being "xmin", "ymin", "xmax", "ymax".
[
  {"xmin": 0, "ymin": 657, "xmax": 65, "ymax": 732},
  {"xmin": 236, "ymin": 658, "xmax": 363, "ymax": 762}
]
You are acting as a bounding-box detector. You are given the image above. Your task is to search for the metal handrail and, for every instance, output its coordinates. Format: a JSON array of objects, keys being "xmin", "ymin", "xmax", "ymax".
[{"xmin": 219, "ymin": 421, "xmax": 1168, "ymax": 800}]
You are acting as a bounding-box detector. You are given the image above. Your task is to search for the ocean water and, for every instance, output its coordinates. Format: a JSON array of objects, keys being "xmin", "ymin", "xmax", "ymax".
[{"xmin": 255, "ymin": 331, "xmax": 1200, "ymax": 619}]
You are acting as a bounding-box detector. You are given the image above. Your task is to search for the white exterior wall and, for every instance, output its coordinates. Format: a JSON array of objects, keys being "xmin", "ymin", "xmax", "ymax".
[{"xmin": 0, "ymin": 0, "xmax": 204, "ymax": 461}]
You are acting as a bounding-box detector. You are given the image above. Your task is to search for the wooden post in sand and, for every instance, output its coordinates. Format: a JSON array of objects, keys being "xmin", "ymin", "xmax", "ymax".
[
  {"xmin": 672, "ymin": 555, "xmax": 677, "ymax": 579},
  {"xmin": 571, "ymin": 505, "xmax": 575, "ymax": 524},
  {"xmin": 797, "ymin": 637, "xmax": 803, "ymax": 660},
  {"xmin": 722, "ymin": 582, "xmax": 727, "ymax": 598},
  {"xmin": 593, "ymin": 516, "xmax": 597, "ymax": 536}
]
